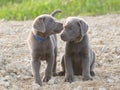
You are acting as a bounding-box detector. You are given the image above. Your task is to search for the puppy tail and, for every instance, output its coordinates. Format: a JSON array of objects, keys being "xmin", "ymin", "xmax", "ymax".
[{"xmin": 51, "ymin": 10, "xmax": 62, "ymax": 17}]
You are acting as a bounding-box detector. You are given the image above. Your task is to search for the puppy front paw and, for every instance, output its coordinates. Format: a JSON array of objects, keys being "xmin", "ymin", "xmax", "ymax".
[
  {"xmin": 83, "ymin": 76, "xmax": 93, "ymax": 81},
  {"xmin": 43, "ymin": 75, "xmax": 51, "ymax": 82},
  {"xmin": 35, "ymin": 81, "xmax": 42, "ymax": 86},
  {"xmin": 64, "ymin": 76, "xmax": 73, "ymax": 83},
  {"xmin": 34, "ymin": 78, "xmax": 42, "ymax": 86}
]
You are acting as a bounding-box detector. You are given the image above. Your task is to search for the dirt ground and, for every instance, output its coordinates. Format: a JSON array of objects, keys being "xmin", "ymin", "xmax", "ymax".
[{"xmin": 0, "ymin": 14, "xmax": 120, "ymax": 90}]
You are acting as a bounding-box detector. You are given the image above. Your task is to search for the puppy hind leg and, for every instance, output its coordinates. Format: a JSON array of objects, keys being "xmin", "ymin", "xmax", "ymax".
[
  {"xmin": 57, "ymin": 55, "xmax": 65, "ymax": 76},
  {"xmin": 82, "ymin": 56, "xmax": 93, "ymax": 81},
  {"xmin": 90, "ymin": 52, "xmax": 95, "ymax": 76}
]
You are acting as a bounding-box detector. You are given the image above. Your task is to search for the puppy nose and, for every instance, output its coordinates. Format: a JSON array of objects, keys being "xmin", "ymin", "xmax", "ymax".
[{"xmin": 60, "ymin": 23, "xmax": 63, "ymax": 27}]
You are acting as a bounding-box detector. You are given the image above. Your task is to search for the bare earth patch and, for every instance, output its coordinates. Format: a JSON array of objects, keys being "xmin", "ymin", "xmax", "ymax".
[{"xmin": 0, "ymin": 14, "xmax": 120, "ymax": 90}]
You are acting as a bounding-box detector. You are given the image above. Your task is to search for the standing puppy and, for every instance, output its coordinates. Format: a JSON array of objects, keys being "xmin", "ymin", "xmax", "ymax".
[
  {"xmin": 28, "ymin": 10, "xmax": 63, "ymax": 86},
  {"xmin": 58, "ymin": 17, "xmax": 95, "ymax": 83}
]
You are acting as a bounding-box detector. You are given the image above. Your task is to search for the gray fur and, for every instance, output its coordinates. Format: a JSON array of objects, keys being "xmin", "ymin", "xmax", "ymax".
[
  {"xmin": 58, "ymin": 17, "xmax": 95, "ymax": 83},
  {"xmin": 28, "ymin": 10, "xmax": 63, "ymax": 86},
  {"xmin": 51, "ymin": 10, "xmax": 62, "ymax": 16}
]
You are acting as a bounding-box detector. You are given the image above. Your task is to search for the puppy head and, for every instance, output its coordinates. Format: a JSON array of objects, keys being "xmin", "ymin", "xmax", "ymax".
[
  {"xmin": 32, "ymin": 14, "xmax": 63, "ymax": 36},
  {"xmin": 61, "ymin": 17, "xmax": 88, "ymax": 42}
]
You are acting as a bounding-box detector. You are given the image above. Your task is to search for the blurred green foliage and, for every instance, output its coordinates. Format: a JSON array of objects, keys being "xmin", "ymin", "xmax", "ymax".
[{"xmin": 0, "ymin": 0, "xmax": 120, "ymax": 20}]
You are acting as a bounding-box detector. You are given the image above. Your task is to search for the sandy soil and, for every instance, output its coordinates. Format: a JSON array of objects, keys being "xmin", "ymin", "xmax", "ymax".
[{"xmin": 0, "ymin": 14, "xmax": 120, "ymax": 90}]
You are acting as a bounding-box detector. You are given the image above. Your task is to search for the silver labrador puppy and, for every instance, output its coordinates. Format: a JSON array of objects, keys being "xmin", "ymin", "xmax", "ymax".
[
  {"xmin": 28, "ymin": 10, "xmax": 63, "ymax": 86},
  {"xmin": 58, "ymin": 17, "xmax": 95, "ymax": 83}
]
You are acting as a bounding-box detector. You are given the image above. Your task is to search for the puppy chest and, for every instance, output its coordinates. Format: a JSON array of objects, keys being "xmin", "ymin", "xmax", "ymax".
[
  {"xmin": 67, "ymin": 44, "xmax": 87, "ymax": 55},
  {"xmin": 35, "ymin": 46, "xmax": 54, "ymax": 60},
  {"xmin": 39, "ymin": 51, "xmax": 53, "ymax": 60},
  {"xmin": 67, "ymin": 47, "xmax": 84, "ymax": 62},
  {"xmin": 39, "ymin": 47, "xmax": 53, "ymax": 54},
  {"xmin": 68, "ymin": 48, "xmax": 81, "ymax": 55},
  {"xmin": 71, "ymin": 54, "xmax": 83, "ymax": 75},
  {"xmin": 72, "ymin": 54, "xmax": 82, "ymax": 61}
]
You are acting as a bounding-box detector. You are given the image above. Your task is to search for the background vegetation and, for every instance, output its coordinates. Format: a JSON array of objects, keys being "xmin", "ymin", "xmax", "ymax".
[{"xmin": 0, "ymin": 0, "xmax": 120, "ymax": 20}]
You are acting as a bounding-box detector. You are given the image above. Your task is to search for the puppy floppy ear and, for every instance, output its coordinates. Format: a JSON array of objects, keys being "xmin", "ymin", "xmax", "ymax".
[
  {"xmin": 32, "ymin": 17, "xmax": 46, "ymax": 33},
  {"xmin": 78, "ymin": 20, "xmax": 88, "ymax": 36}
]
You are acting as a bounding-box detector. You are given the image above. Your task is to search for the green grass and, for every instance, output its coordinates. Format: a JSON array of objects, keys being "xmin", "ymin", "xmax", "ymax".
[{"xmin": 0, "ymin": 0, "xmax": 120, "ymax": 20}]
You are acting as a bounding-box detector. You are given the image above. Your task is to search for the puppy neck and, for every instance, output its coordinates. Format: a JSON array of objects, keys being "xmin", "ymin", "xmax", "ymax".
[
  {"xmin": 32, "ymin": 30, "xmax": 47, "ymax": 42},
  {"xmin": 74, "ymin": 36, "xmax": 83, "ymax": 43}
]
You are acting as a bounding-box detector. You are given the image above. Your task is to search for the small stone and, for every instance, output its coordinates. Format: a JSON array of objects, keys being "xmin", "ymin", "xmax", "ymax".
[
  {"xmin": 88, "ymin": 87, "xmax": 94, "ymax": 90},
  {"xmin": 111, "ymin": 76, "xmax": 119, "ymax": 82},
  {"xmin": 48, "ymin": 77, "xmax": 57, "ymax": 84},
  {"xmin": 98, "ymin": 60, "xmax": 104, "ymax": 65},
  {"xmin": 101, "ymin": 45, "xmax": 109, "ymax": 53},
  {"xmin": 9, "ymin": 72, "xmax": 17, "ymax": 77},
  {"xmin": 4, "ymin": 75, "xmax": 12, "ymax": 81},
  {"xmin": 0, "ymin": 77, "xmax": 11, "ymax": 88},
  {"xmin": 5, "ymin": 63, "xmax": 18, "ymax": 73},
  {"xmin": 74, "ymin": 86, "xmax": 82, "ymax": 90},
  {"xmin": 22, "ymin": 75, "xmax": 32, "ymax": 80},
  {"xmin": 74, "ymin": 76, "xmax": 82, "ymax": 81},
  {"xmin": 0, "ymin": 70, "xmax": 5, "ymax": 76},
  {"xmin": 32, "ymin": 82, "xmax": 41, "ymax": 90},
  {"xmin": 115, "ymin": 47, "xmax": 120, "ymax": 54},
  {"xmin": 12, "ymin": 85, "xmax": 19, "ymax": 90},
  {"xmin": 115, "ymin": 55, "xmax": 120, "ymax": 59},
  {"xmin": 99, "ymin": 87, "xmax": 106, "ymax": 90},
  {"xmin": 107, "ymin": 78, "xmax": 114, "ymax": 83},
  {"xmin": 4, "ymin": 81, "xmax": 10, "ymax": 88}
]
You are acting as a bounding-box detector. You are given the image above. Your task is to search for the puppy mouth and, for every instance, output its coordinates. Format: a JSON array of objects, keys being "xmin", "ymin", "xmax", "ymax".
[
  {"xmin": 61, "ymin": 38, "xmax": 68, "ymax": 42},
  {"xmin": 61, "ymin": 34, "xmax": 70, "ymax": 42},
  {"xmin": 54, "ymin": 28, "xmax": 63, "ymax": 33},
  {"xmin": 58, "ymin": 27, "xmax": 63, "ymax": 32}
]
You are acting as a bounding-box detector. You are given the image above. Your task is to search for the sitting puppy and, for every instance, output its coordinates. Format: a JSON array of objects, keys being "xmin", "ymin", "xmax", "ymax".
[
  {"xmin": 27, "ymin": 10, "xmax": 63, "ymax": 86},
  {"xmin": 58, "ymin": 17, "xmax": 95, "ymax": 83}
]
